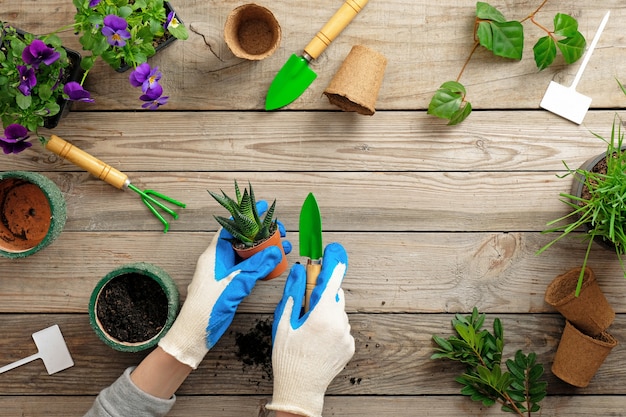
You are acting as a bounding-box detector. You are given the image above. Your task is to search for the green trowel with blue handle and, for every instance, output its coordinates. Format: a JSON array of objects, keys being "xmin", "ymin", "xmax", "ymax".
[
  {"xmin": 299, "ymin": 192, "xmax": 323, "ymax": 312},
  {"xmin": 265, "ymin": 0, "xmax": 369, "ymax": 110}
]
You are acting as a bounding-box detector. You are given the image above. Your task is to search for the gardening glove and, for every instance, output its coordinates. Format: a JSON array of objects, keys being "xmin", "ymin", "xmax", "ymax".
[
  {"xmin": 159, "ymin": 201, "xmax": 290, "ymax": 369},
  {"xmin": 266, "ymin": 243, "xmax": 355, "ymax": 417}
]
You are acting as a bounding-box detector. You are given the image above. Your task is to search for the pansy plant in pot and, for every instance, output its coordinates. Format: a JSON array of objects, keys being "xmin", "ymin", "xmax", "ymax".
[
  {"xmin": 0, "ymin": 22, "xmax": 94, "ymax": 154},
  {"xmin": 73, "ymin": 0, "xmax": 188, "ymax": 109},
  {"xmin": 208, "ymin": 180, "xmax": 288, "ymax": 280}
]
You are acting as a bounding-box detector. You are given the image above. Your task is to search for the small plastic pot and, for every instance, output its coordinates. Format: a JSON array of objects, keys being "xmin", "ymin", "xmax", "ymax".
[
  {"xmin": 0, "ymin": 171, "xmax": 66, "ymax": 258},
  {"xmin": 234, "ymin": 228, "xmax": 288, "ymax": 280},
  {"xmin": 89, "ymin": 262, "xmax": 180, "ymax": 352}
]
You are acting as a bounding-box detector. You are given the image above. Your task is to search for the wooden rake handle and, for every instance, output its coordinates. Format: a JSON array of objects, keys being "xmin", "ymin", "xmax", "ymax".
[
  {"xmin": 45, "ymin": 135, "xmax": 130, "ymax": 190},
  {"xmin": 304, "ymin": 0, "xmax": 369, "ymax": 60}
]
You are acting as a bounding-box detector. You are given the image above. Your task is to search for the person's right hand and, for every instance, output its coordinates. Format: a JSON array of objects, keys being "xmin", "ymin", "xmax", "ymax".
[{"xmin": 266, "ymin": 243, "xmax": 355, "ymax": 417}]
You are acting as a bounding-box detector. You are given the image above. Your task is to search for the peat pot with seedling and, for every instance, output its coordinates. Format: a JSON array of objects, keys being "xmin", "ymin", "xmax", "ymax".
[
  {"xmin": 537, "ymin": 114, "xmax": 626, "ymax": 296},
  {"xmin": 0, "ymin": 171, "xmax": 66, "ymax": 258},
  {"xmin": 209, "ymin": 180, "xmax": 288, "ymax": 280},
  {"xmin": 89, "ymin": 262, "xmax": 180, "ymax": 352}
]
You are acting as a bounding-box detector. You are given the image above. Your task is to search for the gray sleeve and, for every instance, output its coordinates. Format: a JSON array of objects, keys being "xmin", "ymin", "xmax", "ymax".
[{"xmin": 83, "ymin": 367, "xmax": 176, "ymax": 417}]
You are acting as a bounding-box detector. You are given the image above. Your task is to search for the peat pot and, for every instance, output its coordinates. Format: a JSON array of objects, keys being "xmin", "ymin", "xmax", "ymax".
[
  {"xmin": 89, "ymin": 263, "xmax": 180, "ymax": 352},
  {"xmin": 234, "ymin": 228, "xmax": 288, "ymax": 280},
  {"xmin": 545, "ymin": 266, "xmax": 614, "ymax": 337},
  {"xmin": 224, "ymin": 3, "xmax": 281, "ymax": 60},
  {"xmin": 552, "ymin": 320, "xmax": 618, "ymax": 388},
  {"xmin": 0, "ymin": 171, "xmax": 66, "ymax": 258}
]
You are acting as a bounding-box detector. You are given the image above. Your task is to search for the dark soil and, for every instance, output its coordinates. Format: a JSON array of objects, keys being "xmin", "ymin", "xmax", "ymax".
[
  {"xmin": 235, "ymin": 318, "xmax": 273, "ymax": 380},
  {"xmin": 96, "ymin": 273, "xmax": 168, "ymax": 343}
]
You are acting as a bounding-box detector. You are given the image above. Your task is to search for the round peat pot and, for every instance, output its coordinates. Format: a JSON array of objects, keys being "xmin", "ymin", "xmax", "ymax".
[
  {"xmin": 89, "ymin": 263, "xmax": 180, "ymax": 352},
  {"xmin": 0, "ymin": 171, "xmax": 66, "ymax": 258},
  {"xmin": 224, "ymin": 3, "xmax": 281, "ymax": 60}
]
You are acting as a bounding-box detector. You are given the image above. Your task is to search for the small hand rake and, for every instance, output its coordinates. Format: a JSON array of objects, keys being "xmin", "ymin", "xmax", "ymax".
[{"xmin": 46, "ymin": 135, "xmax": 186, "ymax": 233}]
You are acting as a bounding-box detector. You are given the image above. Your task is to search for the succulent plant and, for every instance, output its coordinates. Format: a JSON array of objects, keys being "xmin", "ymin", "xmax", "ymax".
[{"xmin": 208, "ymin": 180, "xmax": 277, "ymax": 248}]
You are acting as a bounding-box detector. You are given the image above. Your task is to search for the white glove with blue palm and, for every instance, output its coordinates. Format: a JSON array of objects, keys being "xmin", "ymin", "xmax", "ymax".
[{"xmin": 159, "ymin": 201, "xmax": 290, "ymax": 369}]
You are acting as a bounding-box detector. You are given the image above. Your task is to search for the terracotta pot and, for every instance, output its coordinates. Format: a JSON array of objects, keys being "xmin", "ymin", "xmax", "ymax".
[
  {"xmin": 545, "ymin": 266, "xmax": 614, "ymax": 337},
  {"xmin": 89, "ymin": 262, "xmax": 180, "ymax": 352},
  {"xmin": 224, "ymin": 3, "xmax": 281, "ymax": 60},
  {"xmin": 0, "ymin": 171, "xmax": 66, "ymax": 258},
  {"xmin": 234, "ymin": 228, "xmax": 288, "ymax": 280},
  {"xmin": 552, "ymin": 320, "xmax": 617, "ymax": 388}
]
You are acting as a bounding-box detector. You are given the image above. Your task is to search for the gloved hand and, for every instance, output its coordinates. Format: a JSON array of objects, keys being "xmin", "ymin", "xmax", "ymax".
[
  {"xmin": 159, "ymin": 201, "xmax": 291, "ymax": 369},
  {"xmin": 266, "ymin": 243, "xmax": 355, "ymax": 417}
]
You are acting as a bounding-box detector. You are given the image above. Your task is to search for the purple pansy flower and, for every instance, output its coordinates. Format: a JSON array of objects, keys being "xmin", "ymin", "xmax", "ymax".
[
  {"xmin": 164, "ymin": 11, "xmax": 180, "ymax": 29},
  {"xmin": 22, "ymin": 39, "xmax": 60, "ymax": 68},
  {"xmin": 129, "ymin": 63, "xmax": 162, "ymax": 93},
  {"xmin": 64, "ymin": 82, "xmax": 95, "ymax": 103},
  {"xmin": 139, "ymin": 84, "xmax": 168, "ymax": 110},
  {"xmin": 102, "ymin": 15, "xmax": 131, "ymax": 47},
  {"xmin": 0, "ymin": 124, "xmax": 32, "ymax": 155},
  {"xmin": 17, "ymin": 65, "xmax": 37, "ymax": 96},
  {"xmin": 89, "ymin": 0, "xmax": 101, "ymax": 6}
]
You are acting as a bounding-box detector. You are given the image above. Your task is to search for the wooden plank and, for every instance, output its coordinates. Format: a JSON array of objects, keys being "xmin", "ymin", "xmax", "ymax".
[
  {"xmin": 0, "ymin": 313, "xmax": 624, "ymax": 396},
  {"xmin": 3, "ymin": 395, "xmax": 626, "ymax": 416},
  {"xmin": 2, "ymin": 232, "xmax": 624, "ymax": 314},
  {"xmin": 0, "ymin": 170, "xmax": 590, "ymax": 232},
  {"xmin": 3, "ymin": 1, "xmax": 626, "ymax": 110},
  {"xmin": 1, "ymin": 110, "xmax": 618, "ymax": 173}
]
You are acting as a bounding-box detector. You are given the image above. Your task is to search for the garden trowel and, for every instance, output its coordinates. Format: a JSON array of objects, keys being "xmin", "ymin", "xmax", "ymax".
[
  {"xmin": 265, "ymin": 0, "xmax": 369, "ymax": 110},
  {"xmin": 299, "ymin": 192, "xmax": 323, "ymax": 312},
  {"xmin": 540, "ymin": 11, "xmax": 610, "ymax": 124},
  {"xmin": 0, "ymin": 325, "xmax": 74, "ymax": 375}
]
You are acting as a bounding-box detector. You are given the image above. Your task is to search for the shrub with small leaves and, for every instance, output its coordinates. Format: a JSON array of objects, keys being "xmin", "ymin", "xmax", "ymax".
[
  {"xmin": 428, "ymin": 1, "xmax": 586, "ymax": 125},
  {"xmin": 432, "ymin": 308, "xmax": 547, "ymax": 416}
]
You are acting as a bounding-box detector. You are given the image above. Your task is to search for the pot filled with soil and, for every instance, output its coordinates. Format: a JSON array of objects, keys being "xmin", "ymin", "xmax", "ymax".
[
  {"xmin": 0, "ymin": 171, "xmax": 66, "ymax": 258},
  {"xmin": 551, "ymin": 320, "xmax": 618, "ymax": 388},
  {"xmin": 224, "ymin": 3, "xmax": 281, "ymax": 60},
  {"xmin": 545, "ymin": 266, "xmax": 614, "ymax": 337},
  {"xmin": 89, "ymin": 262, "xmax": 180, "ymax": 352}
]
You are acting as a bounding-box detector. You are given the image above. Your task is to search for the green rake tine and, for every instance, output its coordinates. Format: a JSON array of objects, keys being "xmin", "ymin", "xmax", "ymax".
[{"xmin": 127, "ymin": 184, "xmax": 186, "ymax": 233}]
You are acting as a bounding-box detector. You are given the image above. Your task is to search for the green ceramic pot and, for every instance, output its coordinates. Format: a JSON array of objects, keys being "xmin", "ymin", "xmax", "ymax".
[
  {"xmin": 89, "ymin": 262, "xmax": 180, "ymax": 352},
  {"xmin": 0, "ymin": 171, "xmax": 66, "ymax": 258}
]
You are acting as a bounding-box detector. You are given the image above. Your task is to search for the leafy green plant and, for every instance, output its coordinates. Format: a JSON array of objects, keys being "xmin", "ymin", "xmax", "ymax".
[
  {"xmin": 73, "ymin": 0, "xmax": 188, "ymax": 108},
  {"xmin": 428, "ymin": 1, "xmax": 586, "ymax": 125},
  {"xmin": 209, "ymin": 180, "xmax": 278, "ymax": 248},
  {"xmin": 537, "ymin": 109, "xmax": 626, "ymax": 296},
  {"xmin": 432, "ymin": 308, "xmax": 547, "ymax": 416}
]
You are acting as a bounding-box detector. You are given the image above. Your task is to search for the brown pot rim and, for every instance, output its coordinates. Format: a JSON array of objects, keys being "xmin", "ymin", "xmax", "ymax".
[
  {"xmin": 233, "ymin": 228, "xmax": 288, "ymax": 279},
  {"xmin": 545, "ymin": 266, "xmax": 596, "ymax": 307}
]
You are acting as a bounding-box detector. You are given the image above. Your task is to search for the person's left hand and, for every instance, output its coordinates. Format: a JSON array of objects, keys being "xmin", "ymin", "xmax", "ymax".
[{"xmin": 159, "ymin": 201, "xmax": 290, "ymax": 369}]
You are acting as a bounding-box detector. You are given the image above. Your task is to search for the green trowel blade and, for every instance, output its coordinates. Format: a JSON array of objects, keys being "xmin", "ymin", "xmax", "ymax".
[{"xmin": 265, "ymin": 54, "xmax": 317, "ymax": 110}]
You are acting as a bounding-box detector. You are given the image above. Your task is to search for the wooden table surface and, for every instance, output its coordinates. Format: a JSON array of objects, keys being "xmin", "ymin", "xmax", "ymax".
[{"xmin": 2, "ymin": 0, "xmax": 626, "ymax": 415}]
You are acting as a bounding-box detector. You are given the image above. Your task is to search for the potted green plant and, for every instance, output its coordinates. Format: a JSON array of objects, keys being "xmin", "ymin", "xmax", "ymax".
[
  {"xmin": 208, "ymin": 180, "xmax": 288, "ymax": 280},
  {"xmin": 427, "ymin": 1, "xmax": 586, "ymax": 125},
  {"xmin": 73, "ymin": 0, "xmax": 188, "ymax": 109},
  {"xmin": 0, "ymin": 22, "xmax": 91, "ymax": 143},
  {"xmin": 432, "ymin": 308, "xmax": 547, "ymax": 416},
  {"xmin": 89, "ymin": 262, "xmax": 180, "ymax": 352},
  {"xmin": 0, "ymin": 171, "xmax": 66, "ymax": 258},
  {"xmin": 537, "ymin": 112, "xmax": 626, "ymax": 296}
]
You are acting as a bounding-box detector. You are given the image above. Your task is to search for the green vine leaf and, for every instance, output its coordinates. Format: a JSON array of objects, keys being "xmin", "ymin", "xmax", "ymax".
[
  {"xmin": 427, "ymin": 81, "xmax": 472, "ymax": 125},
  {"xmin": 553, "ymin": 13, "xmax": 579, "ymax": 37},
  {"xmin": 476, "ymin": 2, "xmax": 506, "ymax": 22},
  {"xmin": 478, "ymin": 20, "xmax": 524, "ymax": 60},
  {"xmin": 533, "ymin": 36, "xmax": 557, "ymax": 70},
  {"xmin": 557, "ymin": 32, "xmax": 586, "ymax": 64}
]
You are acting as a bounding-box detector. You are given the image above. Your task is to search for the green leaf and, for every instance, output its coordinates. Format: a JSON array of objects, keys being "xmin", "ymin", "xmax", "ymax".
[
  {"xmin": 448, "ymin": 101, "xmax": 472, "ymax": 126},
  {"xmin": 16, "ymin": 93, "xmax": 32, "ymax": 110},
  {"xmin": 428, "ymin": 81, "xmax": 466, "ymax": 120},
  {"xmin": 490, "ymin": 21, "xmax": 524, "ymax": 60},
  {"xmin": 533, "ymin": 36, "xmax": 557, "ymax": 70},
  {"xmin": 476, "ymin": 2, "xmax": 507, "ymax": 23},
  {"xmin": 554, "ymin": 13, "xmax": 579, "ymax": 37},
  {"xmin": 557, "ymin": 32, "xmax": 586, "ymax": 64}
]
